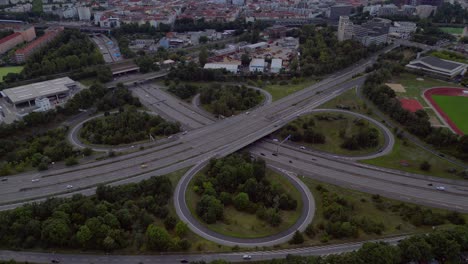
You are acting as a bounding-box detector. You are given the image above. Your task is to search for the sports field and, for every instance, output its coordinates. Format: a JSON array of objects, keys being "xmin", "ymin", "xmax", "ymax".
[
  {"xmin": 432, "ymin": 95, "xmax": 468, "ymax": 134},
  {"xmin": 0, "ymin": 66, "xmax": 23, "ymax": 82},
  {"xmin": 439, "ymin": 27, "xmax": 464, "ymax": 35}
]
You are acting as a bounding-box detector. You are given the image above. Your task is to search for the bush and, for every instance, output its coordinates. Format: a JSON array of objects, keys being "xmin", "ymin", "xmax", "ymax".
[
  {"xmin": 420, "ymin": 161, "xmax": 431, "ymax": 171},
  {"xmin": 65, "ymin": 157, "xmax": 78, "ymax": 166},
  {"xmin": 289, "ymin": 231, "xmax": 304, "ymax": 244}
]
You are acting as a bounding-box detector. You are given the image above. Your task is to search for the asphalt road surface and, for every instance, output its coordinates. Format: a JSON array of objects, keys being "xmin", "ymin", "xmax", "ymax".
[
  {"xmin": 0, "ymin": 236, "xmax": 405, "ymax": 264},
  {"xmin": 174, "ymin": 162, "xmax": 315, "ymax": 247},
  {"xmin": 131, "ymin": 83, "xmax": 215, "ymax": 129}
]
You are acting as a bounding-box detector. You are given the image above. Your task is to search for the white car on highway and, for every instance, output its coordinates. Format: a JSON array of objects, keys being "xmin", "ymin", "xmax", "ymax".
[
  {"xmin": 273, "ymin": 139, "xmax": 279, "ymax": 142},
  {"xmin": 436, "ymin": 186, "xmax": 445, "ymax": 191},
  {"xmin": 31, "ymin": 179, "xmax": 40, "ymax": 182},
  {"xmin": 66, "ymin": 185, "xmax": 73, "ymax": 189},
  {"xmin": 242, "ymin": 255, "xmax": 252, "ymax": 260}
]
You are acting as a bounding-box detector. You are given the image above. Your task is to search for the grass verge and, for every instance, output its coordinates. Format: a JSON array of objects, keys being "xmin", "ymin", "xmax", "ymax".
[
  {"xmin": 262, "ymin": 79, "xmax": 317, "ymax": 101},
  {"xmin": 0, "ymin": 66, "xmax": 22, "ymax": 82}
]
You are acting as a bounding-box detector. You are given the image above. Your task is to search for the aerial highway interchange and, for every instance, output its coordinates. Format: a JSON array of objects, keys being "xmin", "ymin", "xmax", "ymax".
[{"xmin": 1, "ymin": 42, "xmax": 468, "ymax": 263}]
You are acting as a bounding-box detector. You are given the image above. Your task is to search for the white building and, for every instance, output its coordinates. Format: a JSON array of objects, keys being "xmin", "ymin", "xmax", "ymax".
[
  {"xmin": 270, "ymin": 59, "xmax": 282, "ymax": 73},
  {"xmin": 406, "ymin": 56, "xmax": 467, "ymax": 79},
  {"xmin": 249, "ymin": 58, "xmax": 266, "ymax": 72},
  {"xmin": 337, "ymin": 16, "xmax": 353, "ymax": 42},
  {"xmin": 204, "ymin": 63, "xmax": 239, "ymax": 73},
  {"xmin": 77, "ymin": 6, "xmax": 91, "ymax": 21},
  {"xmin": 1, "ymin": 77, "xmax": 77, "ymax": 109},
  {"xmin": 389, "ymin": 21, "xmax": 417, "ymax": 39},
  {"xmin": 33, "ymin": 97, "xmax": 51, "ymax": 112}
]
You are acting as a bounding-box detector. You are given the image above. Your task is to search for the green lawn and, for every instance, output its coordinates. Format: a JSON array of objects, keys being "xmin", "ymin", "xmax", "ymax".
[
  {"xmin": 361, "ymin": 137, "xmax": 466, "ymax": 180},
  {"xmin": 186, "ymin": 169, "xmax": 303, "ymax": 239},
  {"xmin": 262, "ymin": 79, "xmax": 317, "ymax": 101},
  {"xmin": 390, "ymin": 73, "xmax": 462, "ymax": 107},
  {"xmin": 275, "ymin": 112, "xmax": 385, "ymax": 156},
  {"xmin": 439, "ymin": 27, "xmax": 464, "ymax": 34},
  {"xmin": 0, "ymin": 66, "xmax": 22, "ymax": 82},
  {"xmin": 432, "ymin": 95, "xmax": 468, "ymax": 134},
  {"xmin": 318, "ymin": 87, "xmax": 368, "ymax": 114}
]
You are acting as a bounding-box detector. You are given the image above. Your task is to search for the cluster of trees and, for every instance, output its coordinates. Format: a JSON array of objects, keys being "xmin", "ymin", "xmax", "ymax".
[
  {"xmin": 432, "ymin": 3, "xmax": 468, "ymax": 24},
  {"xmin": 362, "ymin": 54, "xmax": 468, "ymax": 161},
  {"xmin": 168, "ymin": 83, "xmax": 199, "ymax": 100},
  {"xmin": 305, "ymin": 185, "xmax": 385, "ymax": 242},
  {"xmin": 412, "ymin": 20, "xmax": 455, "ymax": 45},
  {"xmin": 0, "ymin": 127, "xmax": 79, "ymax": 175},
  {"xmin": 341, "ymin": 126, "xmax": 379, "ymax": 150},
  {"xmin": 134, "ymin": 56, "xmax": 160, "ymax": 73},
  {"xmin": 168, "ymin": 62, "xmax": 228, "ymax": 82},
  {"xmin": 199, "ymin": 84, "xmax": 263, "ymax": 116},
  {"xmin": 0, "ymin": 176, "xmax": 192, "ymax": 251},
  {"xmin": 193, "ymin": 154, "xmax": 297, "ymax": 226},
  {"xmin": 19, "ymin": 30, "xmax": 104, "ymax": 79},
  {"xmin": 80, "ymin": 107, "xmax": 180, "ymax": 145},
  {"xmin": 294, "ymin": 25, "xmax": 369, "ymax": 77},
  {"xmin": 62, "ymin": 83, "xmax": 142, "ymax": 115},
  {"xmin": 278, "ymin": 114, "xmax": 379, "ymax": 151}
]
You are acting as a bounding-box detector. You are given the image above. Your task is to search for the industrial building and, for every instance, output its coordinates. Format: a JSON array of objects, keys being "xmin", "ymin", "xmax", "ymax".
[
  {"xmin": 204, "ymin": 63, "xmax": 239, "ymax": 73},
  {"xmin": 406, "ymin": 56, "xmax": 467, "ymax": 79},
  {"xmin": 270, "ymin": 59, "xmax": 283, "ymax": 73},
  {"xmin": 249, "ymin": 58, "xmax": 266, "ymax": 72},
  {"xmin": 1, "ymin": 77, "xmax": 77, "ymax": 109}
]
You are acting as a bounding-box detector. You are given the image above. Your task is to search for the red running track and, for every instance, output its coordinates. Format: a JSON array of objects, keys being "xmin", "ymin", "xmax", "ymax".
[{"xmin": 423, "ymin": 87, "xmax": 468, "ymax": 136}]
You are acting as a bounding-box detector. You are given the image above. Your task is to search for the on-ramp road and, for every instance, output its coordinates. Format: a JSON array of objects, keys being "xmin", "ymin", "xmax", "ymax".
[{"xmin": 174, "ymin": 162, "xmax": 315, "ymax": 247}]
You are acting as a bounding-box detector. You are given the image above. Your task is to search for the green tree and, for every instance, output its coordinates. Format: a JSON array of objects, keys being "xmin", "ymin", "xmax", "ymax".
[
  {"xmin": 233, "ymin": 192, "xmax": 250, "ymax": 211},
  {"xmin": 146, "ymin": 224, "xmax": 172, "ymax": 251},
  {"xmin": 175, "ymin": 221, "xmax": 189, "ymax": 237},
  {"xmin": 41, "ymin": 218, "xmax": 71, "ymax": 246},
  {"xmin": 199, "ymin": 48, "xmax": 208, "ymax": 66},
  {"xmin": 357, "ymin": 242, "xmax": 401, "ymax": 264},
  {"xmin": 76, "ymin": 225, "xmax": 93, "ymax": 248},
  {"xmin": 399, "ymin": 235, "xmax": 433, "ymax": 263}
]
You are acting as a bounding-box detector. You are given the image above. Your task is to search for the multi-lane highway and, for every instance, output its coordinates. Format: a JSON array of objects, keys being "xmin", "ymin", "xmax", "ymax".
[
  {"xmin": 0, "ymin": 236, "xmax": 406, "ymax": 264},
  {"xmin": 0, "ymin": 68, "xmax": 372, "ymax": 209}
]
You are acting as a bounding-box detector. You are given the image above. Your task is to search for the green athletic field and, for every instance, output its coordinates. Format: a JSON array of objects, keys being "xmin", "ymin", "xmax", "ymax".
[
  {"xmin": 439, "ymin": 27, "xmax": 464, "ymax": 34},
  {"xmin": 0, "ymin": 66, "xmax": 23, "ymax": 82},
  {"xmin": 432, "ymin": 95, "xmax": 468, "ymax": 134}
]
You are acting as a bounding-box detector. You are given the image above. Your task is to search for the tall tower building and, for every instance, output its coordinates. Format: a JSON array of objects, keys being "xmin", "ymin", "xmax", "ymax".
[{"xmin": 337, "ymin": 16, "xmax": 353, "ymax": 42}]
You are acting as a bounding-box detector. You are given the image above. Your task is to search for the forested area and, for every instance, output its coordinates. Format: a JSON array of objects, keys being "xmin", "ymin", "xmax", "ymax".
[
  {"xmin": 0, "ymin": 83, "xmax": 142, "ymax": 175},
  {"xmin": 199, "ymin": 84, "xmax": 263, "ymax": 116},
  {"xmin": 193, "ymin": 154, "xmax": 297, "ymax": 226},
  {"xmin": 80, "ymin": 107, "xmax": 180, "ymax": 145},
  {"xmin": 0, "ymin": 127, "xmax": 77, "ymax": 175},
  {"xmin": 0, "ymin": 176, "xmax": 192, "ymax": 251},
  {"xmin": 167, "ymin": 83, "xmax": 199, "ymax": 100},
  {"xmin": 294, "ymin": 25, "xmax": 369, "ymax": 77},
  {"xmin": 362, "ymin": 49, "xmax": 468, "ymax": 161},
  {"xmin": 432, "ymin": 2, "xmax": 468, "ymax": 24},
  {"xmin": 412, "ymin": 20, "xmax": 455, "ymax": 45},
  {"xmin": 168, "ymin": 62, "xmax": 228, "ymax": 82},
  {"xmin": 20, "ymin": 30, "xmax": 104, "ymax": 78},
  {"xmin": 278, "ymin": 114, "xmax": 379, "ymax": 151}
]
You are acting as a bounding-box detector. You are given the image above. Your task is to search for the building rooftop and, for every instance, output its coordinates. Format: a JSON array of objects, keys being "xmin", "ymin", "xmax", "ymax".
[
  {"xmin": 204, "ymin": 63, "xmax": 239, "ymax": 71},
  {"xmin": 0, "ymin": 32, "xmax": 21, "ymax": 45},
  {"xmin": 418, "ymin": 56, "xmax": 464, "ymax": 71},
  {"xmin": 250, "ymin": 58, "xmax": 266, "ymax": 67},
  {"xmin": 2, "ymin": 77, "xmax": 74, "ymax": 104},
  {"xmin": 271, "ymin": 58, "xmax": 282, "ymax": 68}
]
